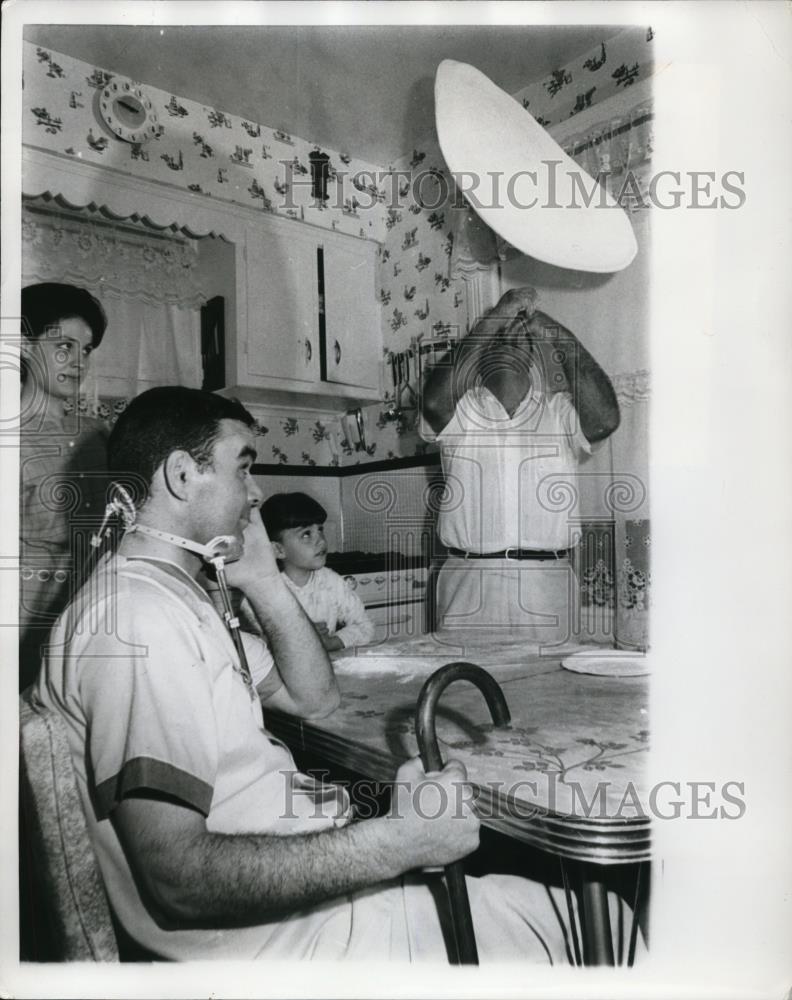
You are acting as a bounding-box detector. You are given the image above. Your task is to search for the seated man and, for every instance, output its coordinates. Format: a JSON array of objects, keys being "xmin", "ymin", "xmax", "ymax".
[{"xmin": 33, "ymin": 386, "xmax": 576, "ymax": 962}]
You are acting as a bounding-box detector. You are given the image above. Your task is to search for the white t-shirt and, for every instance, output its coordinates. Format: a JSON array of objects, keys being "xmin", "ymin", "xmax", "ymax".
[{"xmin": 422, "ymin": 387, "xmax": 592, "ymax": 552}]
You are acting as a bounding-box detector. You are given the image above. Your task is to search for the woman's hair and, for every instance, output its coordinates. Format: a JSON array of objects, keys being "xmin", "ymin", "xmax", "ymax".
[
  {"xmin": 261, "ymin": 492, "xmax": 327, "ymax": 541},
  {"xmin": 21, "ymin": 283, "xmax": 107, "ymax": 348}
]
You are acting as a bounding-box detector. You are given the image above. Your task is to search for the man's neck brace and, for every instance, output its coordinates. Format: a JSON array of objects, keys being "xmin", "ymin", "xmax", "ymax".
[
  {"xmin": 91, "ymin": 482, "xmax": 242, "ymax": 566},
  {"xmin": 127, "ymin": 522, "xmax": 243, "ymax": 564}
]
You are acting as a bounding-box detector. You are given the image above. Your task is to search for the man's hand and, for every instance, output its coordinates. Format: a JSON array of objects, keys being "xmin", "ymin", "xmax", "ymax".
[
  {"xmin": 388, "ymin": 756, "xmax": 480, "ymax": 870},
  {"xmin": 225, "ymin": 508, "xmax": 280, "ymax": 590},
  {"xmin": 223, "ymin": 507, "xmax": 340, "ymax": 718},
  {"xmin": 492, "ymin": 285, "xmax": 538, "ymax": 320},
  {"xmin": 474, "ymin": 288, "xmax": 542, "ymax": 369}
]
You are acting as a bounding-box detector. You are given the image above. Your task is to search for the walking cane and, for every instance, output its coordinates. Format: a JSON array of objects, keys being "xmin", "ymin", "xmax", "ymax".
[{"xmin": 414, "ymin": 661, "xmax": 511, "ymax": 965}]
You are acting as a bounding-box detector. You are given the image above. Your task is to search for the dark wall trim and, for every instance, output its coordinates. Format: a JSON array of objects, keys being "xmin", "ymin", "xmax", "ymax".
[{"xmin": 252, "ymin": 452, "xmax": 441, "ymax": 478}]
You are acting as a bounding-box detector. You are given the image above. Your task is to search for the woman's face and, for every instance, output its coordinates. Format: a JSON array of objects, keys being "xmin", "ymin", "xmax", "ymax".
[{"xmin": 23, "ymin": 316, "xmax": 95, "ymax": 402}]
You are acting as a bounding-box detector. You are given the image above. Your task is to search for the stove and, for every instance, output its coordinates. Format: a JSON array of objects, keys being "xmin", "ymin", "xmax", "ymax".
[
  {"xmin": 326, "ymin": 550, "xmax": 427, "ymax": 608},
  {"xmin": 325, "ymin": 551, "xmax": 430, "ymax": 639}
]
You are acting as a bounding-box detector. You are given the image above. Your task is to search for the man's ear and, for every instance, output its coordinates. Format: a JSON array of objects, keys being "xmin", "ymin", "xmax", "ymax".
[{"xmin": 162, "ymin": 449, "xmax": 198, "ymax": 502}]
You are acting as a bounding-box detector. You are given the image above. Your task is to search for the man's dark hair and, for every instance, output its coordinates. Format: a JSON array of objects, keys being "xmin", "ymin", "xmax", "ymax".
[
  {"xmin": 21, "ymin": 283, "xmax": 108, "ymax": 348},
  {"xmin": 261, "ymin": 492, "xmax": 327, "ymax": 541},
  {"xmin": 108, "ymin": 387, "xmax": 256, "ymax": 501}
]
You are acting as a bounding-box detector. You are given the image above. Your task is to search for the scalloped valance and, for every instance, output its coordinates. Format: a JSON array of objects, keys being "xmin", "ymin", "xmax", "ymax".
[{"xmin": 22, "ymin": 206, "xmax": 208, "ymax": 309}]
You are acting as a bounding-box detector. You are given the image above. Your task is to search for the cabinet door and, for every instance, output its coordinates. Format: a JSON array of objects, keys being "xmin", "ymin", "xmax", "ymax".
[
  {"xmin": 323, "ymin": 239, "xmax": 381, "ymax": 391},
  {"xmin": 245, "ymin": 225, "xmax": 320, "ymax": 385}
]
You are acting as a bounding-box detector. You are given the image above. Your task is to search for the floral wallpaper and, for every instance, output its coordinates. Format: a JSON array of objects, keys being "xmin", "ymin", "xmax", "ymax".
[
  {"xmin": 61, "ymin": 394, "xmax": 388, "ymax": 469},
  {"xmin": 24, "ymin": 27, "xmax": 654, "ymax": 469},
  {"xmin": 22, "ymin": 41, "xmax": 388, "ymax": 243},
  {"xmin": 363, "ymin": 25, "xmax": 655, "ymax": 461},
  {"xmin": 511, "ymin": 27, "xmax": 654, "ymax": 127}
]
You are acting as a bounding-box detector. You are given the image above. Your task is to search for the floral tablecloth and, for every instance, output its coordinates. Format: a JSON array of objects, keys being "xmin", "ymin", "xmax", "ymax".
[{"xmin": 267, "ymin": 634, "xmax": 651, "ymax": 863}]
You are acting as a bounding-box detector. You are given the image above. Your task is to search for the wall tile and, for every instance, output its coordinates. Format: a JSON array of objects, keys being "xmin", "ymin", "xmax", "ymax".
[{"xmin": 340, "ymin": 466, "xmax": 443, "ymax": 556}]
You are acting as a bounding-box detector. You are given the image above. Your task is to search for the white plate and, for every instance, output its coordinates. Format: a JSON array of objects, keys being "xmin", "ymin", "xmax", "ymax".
[{"xmin": 561, "ymin": 650, "xmax": 649, "ymax": 677}]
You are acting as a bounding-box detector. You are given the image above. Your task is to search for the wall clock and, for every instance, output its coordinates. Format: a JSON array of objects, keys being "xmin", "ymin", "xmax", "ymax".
[{"xmin": 98, "ymin": 78, "xmax": 160, "ymax": 143}]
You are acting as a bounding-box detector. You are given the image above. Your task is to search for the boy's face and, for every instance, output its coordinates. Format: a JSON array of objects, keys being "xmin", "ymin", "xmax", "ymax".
[{"xmin": 272, "ymin": 523, "xmax": 328, "ymax": 571}]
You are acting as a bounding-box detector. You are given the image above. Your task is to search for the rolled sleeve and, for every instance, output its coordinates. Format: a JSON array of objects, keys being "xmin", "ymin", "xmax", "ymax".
[{"xmin": 241, "ymin": 630, "xmax": 284, "ymax": 702}]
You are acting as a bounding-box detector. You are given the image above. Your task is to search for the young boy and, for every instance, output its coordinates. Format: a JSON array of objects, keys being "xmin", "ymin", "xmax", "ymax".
[{"xmin": 262, "ymin": 492, "xmax": 375, "ymax": 651}]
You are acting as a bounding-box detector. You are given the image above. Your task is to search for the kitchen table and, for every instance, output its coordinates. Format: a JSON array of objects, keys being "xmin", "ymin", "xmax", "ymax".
[{"xmin": 265, "ymin": 632, "xmax": 650, "ymax": 965}]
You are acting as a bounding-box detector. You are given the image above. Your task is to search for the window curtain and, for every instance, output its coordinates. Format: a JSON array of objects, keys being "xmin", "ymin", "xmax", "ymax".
[
  {"xmin": 607, "ymin": 370, "xmax": 650, "ymax": 650},
  {"xmin": 22, "ymin": 206, "xmax": 207, "ymax": 403},
  {"xmin": 559, "ymin": 99, "xmax": 653, "ymax": 211}
]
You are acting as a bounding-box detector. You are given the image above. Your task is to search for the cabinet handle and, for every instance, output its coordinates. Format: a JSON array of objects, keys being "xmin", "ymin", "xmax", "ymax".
[
  {"xmin": 334, "ymin": 339, "xmax": 341, "ymax": 365},
  {"xmin": 304, "ymin": 338, "xmax": 312, "ymax": 364}
]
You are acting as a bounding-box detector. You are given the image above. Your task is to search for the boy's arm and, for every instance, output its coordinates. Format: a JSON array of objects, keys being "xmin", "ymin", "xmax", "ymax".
[{"xmin": 332, "ymin": 572, "xmax": 375, "ymax": 648}]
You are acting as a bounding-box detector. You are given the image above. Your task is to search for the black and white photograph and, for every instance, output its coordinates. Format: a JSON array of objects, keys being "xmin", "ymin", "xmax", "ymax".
[{"xmin": 1, "ymin": 2, "xmax": 789, "ymax": 997}]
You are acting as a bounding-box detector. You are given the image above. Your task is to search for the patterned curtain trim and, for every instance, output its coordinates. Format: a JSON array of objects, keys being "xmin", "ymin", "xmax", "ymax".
[
  {"xmin": 22, "ymin": 208, "xmax": 208, "ymax": 308},
  {"xmin": 580, "ymin": 556, "xmax": 615, "ymax": 609},
  {"xmin": 62, "ymin": 394, "xmax": 129, "ymax": 424}
]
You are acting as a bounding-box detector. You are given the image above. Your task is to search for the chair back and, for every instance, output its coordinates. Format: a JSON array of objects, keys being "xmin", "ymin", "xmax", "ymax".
[{"xmin": 19, "ymin": 691, "xmax": 119, "ymax": 961}]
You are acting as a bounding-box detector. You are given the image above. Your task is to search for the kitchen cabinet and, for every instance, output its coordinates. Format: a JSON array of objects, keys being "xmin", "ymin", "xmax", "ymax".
[
  {"xmin": 233, "ymin": 213, "xmax": 382, "ymax": 406},
  {"xmin": 243, "ymin": 223, "xmax": 321, "ymax": 386},
  {"xmin": 323, "ymin": 239, "xmax": 381, "ymax": 392},
  {"xmin": 22, "ymin": 147, "xmax": 382, "ymax": 409}
]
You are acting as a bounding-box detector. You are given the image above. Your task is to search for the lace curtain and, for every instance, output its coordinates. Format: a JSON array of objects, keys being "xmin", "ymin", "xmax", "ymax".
[
  {"xmin": 22, "ymin": 208, "xmax": 208, "ymax": 307},
  {"xmin": 559, "ymin": 99, "xmax": 653, "ymax": 212},
  {"xmin": 22, "ymin": 207, "xmax": 207, "ymax": 399}
]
